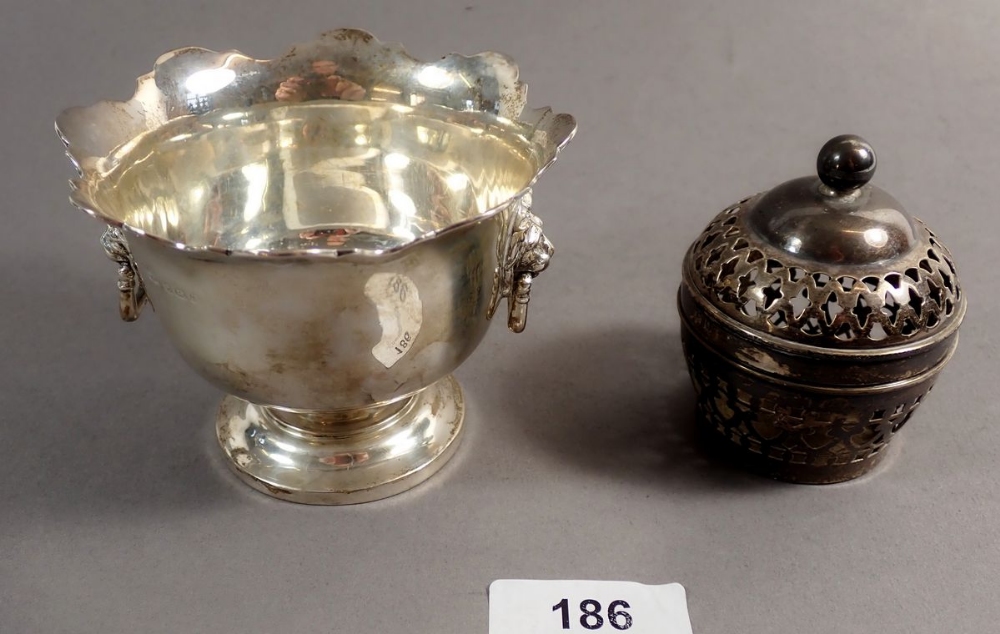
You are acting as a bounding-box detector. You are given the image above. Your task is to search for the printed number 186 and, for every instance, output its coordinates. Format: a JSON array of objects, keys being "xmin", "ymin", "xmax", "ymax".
[
  {"xmin": 394, "ymin": 331, "xmax": 412, "ymax": 355},
  {"xmin": 552, "ymin": 599, "xmax": 632, "ymax": 630}
]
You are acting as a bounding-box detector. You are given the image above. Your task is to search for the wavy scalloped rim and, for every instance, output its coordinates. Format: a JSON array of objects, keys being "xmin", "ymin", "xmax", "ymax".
[
  {"xmin": 56, "ymin": 28, "xmax": 541, "ymax": 176},
  {"xmin": 54, "ymin": 28, "xmax": 577, "ymax": 259}
]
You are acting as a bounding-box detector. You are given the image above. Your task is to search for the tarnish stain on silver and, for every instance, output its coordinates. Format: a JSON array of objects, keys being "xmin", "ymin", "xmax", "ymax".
[
  {"xmin": 678, "ymin": 135, "xmax": 966, "ymax": 484},
  {"xmin": 488, "ymin": 192, "xmax": 555, "ymax": 332},
  {"xmin": 100, "ymin": 226, "xmax": 147, "ymax": 321}
]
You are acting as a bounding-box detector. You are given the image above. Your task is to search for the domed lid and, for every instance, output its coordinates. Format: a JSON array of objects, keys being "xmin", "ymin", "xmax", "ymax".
[
  {"xmin": 682, "ymin": 135, "xmax": 965, "ymax": 350},
  {"xmin": 745, "ymin": 135, "xmax": 916, "ymax": 266}
]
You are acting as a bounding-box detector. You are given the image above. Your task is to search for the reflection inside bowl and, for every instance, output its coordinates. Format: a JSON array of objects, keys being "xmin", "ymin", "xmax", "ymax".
[{"xmin": 91, "ymin": 102, "xmax": 541, "ymax": 254}]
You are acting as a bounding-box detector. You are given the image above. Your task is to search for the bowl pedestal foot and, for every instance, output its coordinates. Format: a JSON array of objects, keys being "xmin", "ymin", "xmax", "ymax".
[{"xmin": 216, "ymin": 375, "xmax": 464, "ymax": 504}]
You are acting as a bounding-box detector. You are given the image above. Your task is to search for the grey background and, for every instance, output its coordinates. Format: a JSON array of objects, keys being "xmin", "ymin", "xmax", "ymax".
[{"xmin": 2, "ymin": 1, "xmax": 997, "ymax": 632}]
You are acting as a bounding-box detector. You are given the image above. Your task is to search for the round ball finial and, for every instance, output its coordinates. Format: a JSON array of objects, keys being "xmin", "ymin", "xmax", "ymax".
[{"xmin": 816, "ymin": 134, "xmax": 877, "ymax": 193}]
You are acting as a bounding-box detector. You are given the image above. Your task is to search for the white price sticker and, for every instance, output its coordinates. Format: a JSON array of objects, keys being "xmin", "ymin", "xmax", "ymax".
[{"xmin": 489, "ymin": 580, "xmax": 692, "ymax": 634}]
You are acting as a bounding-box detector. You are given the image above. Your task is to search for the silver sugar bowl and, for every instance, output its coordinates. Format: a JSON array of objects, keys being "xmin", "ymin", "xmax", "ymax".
[
  {"xmin": 678, "ymin": 135, "xmax": 966, "ymax": 483},
  {"xmin": 56, "ymin": 29, "xmax": 575, "ymax": 504}
]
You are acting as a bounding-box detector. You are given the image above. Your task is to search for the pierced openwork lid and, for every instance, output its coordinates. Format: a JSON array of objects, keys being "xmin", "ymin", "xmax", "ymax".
[{"xmin": 683, "ymin": 135, "xmax": 965, "ymax": 349}]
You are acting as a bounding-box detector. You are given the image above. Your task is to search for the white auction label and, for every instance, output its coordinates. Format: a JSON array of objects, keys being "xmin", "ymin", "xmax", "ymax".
[
  {"xmin": 364, "ymin": 272, "xmax": 422, "ymax": 369},
  {"xmin": 489, "ymin": 579, "xmax": 692, "ymax": 634}
]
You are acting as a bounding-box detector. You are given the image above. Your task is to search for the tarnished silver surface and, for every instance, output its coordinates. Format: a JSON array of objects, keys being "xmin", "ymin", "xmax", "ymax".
[
  {"xmin": 56, "ymin": 29, "xmax": 575, "ymax": 504},
  {"xmin": 678, "ymin": 135, "xmax": 966, "ymax": 484},
  {"xmin": 487, "ymin": 192, "xmax": 554, "ymax": 332},
  {"xmin": 100, "ymin": 227, "xmax": 147, "ymax": 322}
]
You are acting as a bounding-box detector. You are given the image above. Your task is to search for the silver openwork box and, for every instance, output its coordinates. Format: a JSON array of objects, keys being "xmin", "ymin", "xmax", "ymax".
[
  {"xmin": 56, "ymin": 29, "xmax": 575, "ymax": 504},
  {"xmin": 678, "ymin": 135, "xmax": 966, "ymax": 483}
]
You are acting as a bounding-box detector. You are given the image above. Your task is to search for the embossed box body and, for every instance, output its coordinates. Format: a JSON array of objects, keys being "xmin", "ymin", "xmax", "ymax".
[{"xmin": 678, "ymin": 136, "xmax": 965, "ymax": 483}]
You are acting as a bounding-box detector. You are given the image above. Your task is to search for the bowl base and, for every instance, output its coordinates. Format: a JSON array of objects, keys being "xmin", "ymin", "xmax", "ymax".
[{"xmin": 216, "ymin": 375, "xmax": 464, "ymax": 504}]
